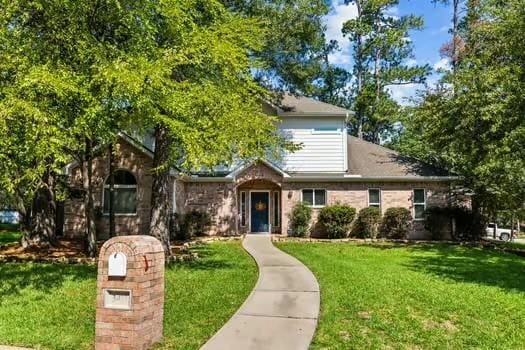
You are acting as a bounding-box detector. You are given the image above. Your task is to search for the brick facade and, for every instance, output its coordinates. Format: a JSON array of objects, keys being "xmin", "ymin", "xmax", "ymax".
[
  {"xmin": 63, "ymin": 143, "xmax": 452, "ymax": 240},
  {"xmin": 95, "ymin": 235, "xmax": 164, "ymax": 350},
  {"xmin": 64, "ymin": 138, "xmax": 155, "ymax": 239}
]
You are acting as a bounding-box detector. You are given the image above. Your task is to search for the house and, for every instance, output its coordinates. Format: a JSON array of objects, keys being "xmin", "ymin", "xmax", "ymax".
[{"xmin": 63, "ymin": 94, "xmax": 456, "ymax": 240}]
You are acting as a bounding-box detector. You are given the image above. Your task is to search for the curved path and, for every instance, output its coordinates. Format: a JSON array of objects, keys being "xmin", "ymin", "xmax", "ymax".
[{"xmin": 201, "ymin": 234, "xmax": 320, "ymax": 350}]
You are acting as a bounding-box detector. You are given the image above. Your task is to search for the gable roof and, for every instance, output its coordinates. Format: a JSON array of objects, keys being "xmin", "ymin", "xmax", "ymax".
[
  {"xmin": 347, "ymin": 136, "xmax": 449, "ymax": 177},
  {"xmin": 226, "ymin": 159, "xmax": 290, "ymax": 179},
  {"xmin": 265, "ymin": 93, "xmax": 352, "ymax": 117}
]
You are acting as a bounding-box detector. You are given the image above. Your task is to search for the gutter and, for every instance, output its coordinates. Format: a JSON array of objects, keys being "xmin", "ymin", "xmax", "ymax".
[
  {"xmin": 182, "ymin": 175, "xmax": 459, "ymax": 183},
  {"xmin": 283, "ymin": 175, "xmax": 460, "ymax": 183}
]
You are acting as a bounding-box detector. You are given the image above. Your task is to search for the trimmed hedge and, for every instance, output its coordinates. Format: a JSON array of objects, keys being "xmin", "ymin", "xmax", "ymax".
[
  {"xmin": 289, "ymin": 202, "xmax": 312, "ymax": 237},
  {"xmin": 351, "ymin": 207, "xmax": 382, "ymax": 238},
  {"xmin": 319, "ymin": 204, "xmax": 356, "ymax": 239},
  {"xmin": 380, "ymin": 207, "xmax": 412, "ymax": 239}
]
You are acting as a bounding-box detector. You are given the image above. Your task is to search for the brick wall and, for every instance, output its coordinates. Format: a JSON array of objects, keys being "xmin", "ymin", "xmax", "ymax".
[
  {"xmin": 280, "ymin": 181, "xmax": 450, "ymax": 239},
  {"xmin": 64, "ymin": 138, "xmax": 155, "ymax": 239}
]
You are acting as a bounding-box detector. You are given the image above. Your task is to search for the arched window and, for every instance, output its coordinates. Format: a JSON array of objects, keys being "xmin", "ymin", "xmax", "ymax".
[{"xmin": 103, "ymin": 170, "xmax": 137, "ymax": 215}]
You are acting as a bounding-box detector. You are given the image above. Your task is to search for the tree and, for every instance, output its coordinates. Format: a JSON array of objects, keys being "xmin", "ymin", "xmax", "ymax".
[
  {"xmin": 394, "ymin": 0, "xmax": 525, "ymax": 234},
  {"xmin": 87, "ymin": 0, "xmax": 297, "ymax": 257},
  {"xmin": 431, "ymin": 0, "xmax": 466, "ymax": 70},
  {"xmin": 0, "ymin": 0, "xmax": 167, "ymax": 254},
  {"xmin": 222, "ymin": 0, "xmax": 330, "ymax": 94},
  {"xmin": 342, "ymin": 0, "xmax": 431, "ymax": 143}
]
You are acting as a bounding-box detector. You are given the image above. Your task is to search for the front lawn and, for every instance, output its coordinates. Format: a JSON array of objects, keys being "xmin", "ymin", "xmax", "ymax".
[
  {"xmin": 0, "ymin": 230, "xmax": 21, "ymax": 245},
  {"xmin": 277, "ymin": 242, "xmax": 525, "ymax": 349},
  {"xmin": 0, "ymin": 242, "xmax": 256, "ymax": 350}
]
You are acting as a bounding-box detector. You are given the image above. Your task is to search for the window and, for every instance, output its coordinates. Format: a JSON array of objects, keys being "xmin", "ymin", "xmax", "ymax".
[
  {"xmin": 368, "ymin": 188, "xmax": 381, "ymax": 208},
  {"xmin": 272, "ymin": 192, "xmax": 280, "ymax": 227},
  {"xmin": 313, "ymin": 127, "xmax": 340, "ymax": 134},
  {"xmin": 103, "ymin": 170, "xmax": 137, "ymax": 215},
  {"xmin": 302, "ymin": 189, "xmax": 326, "ymax": 207},
  {"xmin": 413, "ymin": 189, "xmax": 426, "ymax": 220},
  {"xmin": 240, "ymin": 191, "xmax": 246, "ymax": 226}
]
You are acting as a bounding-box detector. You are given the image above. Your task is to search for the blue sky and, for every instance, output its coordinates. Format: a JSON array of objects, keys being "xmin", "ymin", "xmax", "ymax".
[{"xmin": 323, "ymin": 0, "xmax": 453, "ymax": 104}]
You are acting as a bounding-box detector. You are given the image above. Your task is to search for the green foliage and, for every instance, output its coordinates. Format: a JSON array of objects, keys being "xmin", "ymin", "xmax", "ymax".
[
  {"xmin": 170, "ymin": 211, "xmax": 212, "ymax": 240},
  {"xmin": 341, "ymin": 0, "xmax": 431, "ymax": 142},
  {"xmin": 222, "ymin": 0, "xmax": 330, "ymax": 94},
  {"xmin": 424, "ymin": 207, "xmax": 453, "ymax": 240},
  {"xmin": 394, "ymin": 0, "xmax": 525, "ymax": 220},
  {"xmin": 380, "ymin": 207, "xmax": 412, "ymax": 239},
  {"xmin": 351, "ymin": 207, "xmax": 382, "ymax": 238},
  {"xmin": 319, "ymin": 204, "xmax": 356, "ymax": 239},
  {"xmin": 424, "ymin": 206, "xmax": 477, "ymax": 241},
  {"xmin": 290, "ymin": 202, "xmax": 312, "ymax": 237}
]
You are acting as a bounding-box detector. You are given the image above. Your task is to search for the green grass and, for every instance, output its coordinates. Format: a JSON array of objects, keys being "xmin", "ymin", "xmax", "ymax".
[
  {"xmin": 0, "ymin": 242, "xmax": 256, "ymax": 350},
  {"xmin": 0, "ymin": 231, "xmax": 21, "ymax": 245},
  {"xmin": 277, "ymin": 242, "xmax": 525, "ymax": 349},
  {"xmin": 0, "ymin": 223, "xmax": 19, "ymax": 231}
]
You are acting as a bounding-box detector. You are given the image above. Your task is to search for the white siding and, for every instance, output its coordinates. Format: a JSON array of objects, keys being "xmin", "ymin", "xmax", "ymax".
[{"xmin": 276, "ymin": 117, "xmax": 346, "ymax": 172}]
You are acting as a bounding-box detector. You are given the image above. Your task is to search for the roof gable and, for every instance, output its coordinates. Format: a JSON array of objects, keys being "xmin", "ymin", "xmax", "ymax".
[{"xmin": 264, "ymin": 93, "xmax": 352, "ymax": 117}]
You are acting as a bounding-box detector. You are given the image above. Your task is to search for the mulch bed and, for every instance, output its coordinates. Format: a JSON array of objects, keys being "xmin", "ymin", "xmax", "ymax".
[{"xmin": 0, "ymin": 237, "xmax": 203, "ymax": 265}]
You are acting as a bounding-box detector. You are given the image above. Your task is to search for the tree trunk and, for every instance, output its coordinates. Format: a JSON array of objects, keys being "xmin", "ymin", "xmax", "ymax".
[
  {"xmin": 451, "ymin": 0, "xmax": 460, "ymax": 69},
  {"xmin": 21, "ymin": 167, "xmax": 57, "ymax": 248},
  {"xmin": 82, "ymin": 138, "xmax": 97, "ymax": 257},
  {"xmin": 149, "ymin": 124, "xmax": 172, "ymax": 258},
  {"xmin": 108, "ymin": 143, "xmax": 115, "ymax": 238}
]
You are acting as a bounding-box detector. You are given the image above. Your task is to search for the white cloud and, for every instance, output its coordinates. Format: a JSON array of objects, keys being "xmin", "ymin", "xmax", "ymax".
[
  {"xmin": 386, "ymin": 83, "xmax": 420, "ymax": 106},
  {"xmin": 433, "ymin": 58, "xmax": 451, "ymax": 71},
  {"xmin": 405, "ymin": 58, "xmax": 418, "ymax": 67},
  {"xmin": 324, "ymin": 0, "xmax": 358, "ymax": 65}
]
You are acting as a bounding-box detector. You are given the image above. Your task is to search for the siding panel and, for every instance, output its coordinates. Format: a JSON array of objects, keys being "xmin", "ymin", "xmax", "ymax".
[{"xmin": 276, "ymin": 117, "xmax": 346, "ymax": 172}]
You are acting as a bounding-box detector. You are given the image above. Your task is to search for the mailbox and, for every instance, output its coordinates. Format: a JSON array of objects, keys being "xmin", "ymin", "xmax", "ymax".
[
  {"xmin": 108, "ymin": 252, "xmax": 127, "ymax": 277},
  {"xmin": 95, "ymin": 235, "xmax": 165, "ymax": 350}
]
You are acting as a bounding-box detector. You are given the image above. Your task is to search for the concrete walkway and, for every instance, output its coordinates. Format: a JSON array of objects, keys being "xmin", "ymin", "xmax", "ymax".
[{"xmin": 201, "ymin": 234, "xmax": 320, "ymax": 350}]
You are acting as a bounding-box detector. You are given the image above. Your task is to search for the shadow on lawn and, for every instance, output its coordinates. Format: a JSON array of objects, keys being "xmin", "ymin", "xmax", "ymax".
[
  {"xmin": 403, "ymin": 244, "xmax": 525, "ymax": 293},
  {"xmin": 0, "ymin": 263, "xmax": 96, "ymax": 302},
  {"xmin": 167, "ymin": 244, "xmax": 235, "ymax": 271}
]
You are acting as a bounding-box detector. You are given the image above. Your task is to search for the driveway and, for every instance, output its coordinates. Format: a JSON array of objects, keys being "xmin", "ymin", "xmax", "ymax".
[{"xmin": 201, "ymin": 234, "xmax": 320, "ymax": 350}]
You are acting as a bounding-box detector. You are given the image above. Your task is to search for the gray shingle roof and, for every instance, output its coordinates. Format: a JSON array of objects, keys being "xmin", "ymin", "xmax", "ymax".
[
  {"xmin": 276, "ymin": 93, "xmax": 351, "ymax": 116},
  {"xmin": 347, "ymin": 136, "xmax": 449, "ymax": 177}
]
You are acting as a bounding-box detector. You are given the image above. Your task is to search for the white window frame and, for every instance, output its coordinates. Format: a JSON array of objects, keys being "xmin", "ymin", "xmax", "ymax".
[
  {"xmin": 312, "ymin": 127, "xmax": 342, "ymax": 135},
  {"xmin": 240, "ymin": 191, "xmax": 247, "ymax": 227},
  {"xmin": 368, "ymin": 188, "xmax": 381, "ymax": 209},
  {"xmin": 301, "ymin": 189, "xmax": 327, "ymax": 208},
  {"xmin": 102, "ymin": 170, "xmax": 138, "ymax": 216},
  {"xmin": 413, "ymin": 188, "xmax": 426, "ymax": 221}
]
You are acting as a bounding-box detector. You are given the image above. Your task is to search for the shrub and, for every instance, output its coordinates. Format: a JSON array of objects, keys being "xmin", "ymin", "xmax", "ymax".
[
  {"xmin": 424, "ymin": 207, "xmax": 452, "ymax": 240},
  {"xmin": 424, "ymin": 206, "xmax": 478, "ymax": 241},
  {"xmin": 170, "ymin": 210, "xmax": 212, "ymax": 241},
  {"xmin": 380, "ymin": 207, "xmax": 412, "ymax": 239},
  {"xmin": 169, "ymin": 213, "xmax": 185, "ymax": 241},
  {"xmin": 351, "ymin": 207, "xmax": 382, "ymax": 238},
  {"xmin": 319, "ymin": 204, "xmax": 356, "ymax": 239},
  {"xmin": 289, "ymin": 202, "xmax": 312, "ymax": 237}
]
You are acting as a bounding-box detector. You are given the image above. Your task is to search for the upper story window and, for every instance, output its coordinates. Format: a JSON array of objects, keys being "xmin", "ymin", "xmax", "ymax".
[
  {"xmin": 302, "ymin": 189, "xmax": 326, "ymax": 207},
  {"xmin": 312, "ymin": 127, "xmax": 341, "ymax": 134},
  {"xmin": 103, "ymin": 170, "xmax": 137, "ymax": 215},
  {"xmin": 368, "ymin": 188, "xmax": 381, "ymax": 208},
  {"xmin": 413, "ymin": 189, "xmax": 426, "ymax": 220}
]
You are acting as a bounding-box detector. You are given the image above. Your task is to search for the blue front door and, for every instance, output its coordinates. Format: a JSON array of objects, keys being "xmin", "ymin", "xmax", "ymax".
[{"xmin": 251, "ymin": 192, "xmax": 269, "ymax": 233}]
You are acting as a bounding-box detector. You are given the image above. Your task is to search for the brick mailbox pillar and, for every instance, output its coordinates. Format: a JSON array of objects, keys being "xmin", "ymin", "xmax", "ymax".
[{"xmin": 95, "ymin": 235, "xmax": 165, "ymax": 350}]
